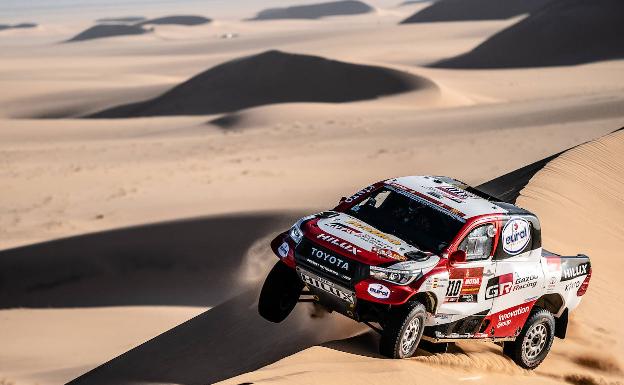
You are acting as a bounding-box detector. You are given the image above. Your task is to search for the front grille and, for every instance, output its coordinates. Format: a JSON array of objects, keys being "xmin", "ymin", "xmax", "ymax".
[{"xmin": 295, "ymin": 238, "xmax": 368, "ymax": 288}]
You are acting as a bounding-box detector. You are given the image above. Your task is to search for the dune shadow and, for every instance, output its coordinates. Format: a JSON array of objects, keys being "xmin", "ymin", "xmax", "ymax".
[
  {"xmin": 69, "ymin": 285, "xmax": 357, "ymax": 385},
  {"xmin": 0, "ymin": 211, "xmax": 299, "ymax": 308},
  {"xmin": 323, "ymin": 331, "xmax": 383, "ymax": 358}
]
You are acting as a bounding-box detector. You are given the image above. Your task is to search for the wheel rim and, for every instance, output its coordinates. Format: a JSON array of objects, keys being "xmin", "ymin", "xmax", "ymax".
[
  {"xmin": 522, "ymin": 322, "xmax": 548, "ymax": 361},
  {"xmin": 400, "ymin": 317, "xmax": 421, "ymax": 356}
]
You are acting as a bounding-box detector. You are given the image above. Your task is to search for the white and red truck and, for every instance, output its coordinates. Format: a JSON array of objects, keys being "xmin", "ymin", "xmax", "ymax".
[{"xmin": 259, "ymin": 176, "xmax": 591, "ymax": 368}]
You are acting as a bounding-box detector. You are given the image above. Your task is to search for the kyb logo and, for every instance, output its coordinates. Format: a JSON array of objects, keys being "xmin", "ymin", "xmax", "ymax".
[
  {"xmin": 310, "ymin": 246, "xmax": 350, "ymax": 270},
  {"xmin": 317, "ymin": 233, "xmax": 361, "ymax": 255},
  {"xmin": 561, "ymin": 261, "xmax": 589, "ymax": 281},
  {"xmin": 502, "ymin": 217, "xmax": 531, "ymax": 255},
  {"xmin": 367, "ymin": 283, "xmax": 390, "ymax": 299}
]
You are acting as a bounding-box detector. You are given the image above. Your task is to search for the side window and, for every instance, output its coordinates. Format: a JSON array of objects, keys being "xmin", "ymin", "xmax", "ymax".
[{"xmin": 458, "ymin": 224, "xmax": 495, "ymax": 261}]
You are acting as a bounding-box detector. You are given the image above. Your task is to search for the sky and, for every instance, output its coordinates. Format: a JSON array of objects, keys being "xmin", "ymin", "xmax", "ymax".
[{"xmin": 0, "ymin": 0, "xmax": 400, "ymax": 23}]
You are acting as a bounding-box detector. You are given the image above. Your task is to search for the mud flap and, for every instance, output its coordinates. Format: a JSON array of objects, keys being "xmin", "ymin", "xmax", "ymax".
[{"xmin": 555, "ymin": 308, "xmax": 568, "ymax": 339}]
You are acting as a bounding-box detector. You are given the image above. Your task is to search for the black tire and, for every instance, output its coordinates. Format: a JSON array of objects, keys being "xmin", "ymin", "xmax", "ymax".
[
  {"xmin": 258, "ymin": 261, "xmax": 303, "ymax": 323},
  {"xmin": 503, "ymin": 307, "xmax": 555, "ymax": 369},
  {"xmin": 379, "ymin": 301, "xmax": 427, "ymax": 358}
]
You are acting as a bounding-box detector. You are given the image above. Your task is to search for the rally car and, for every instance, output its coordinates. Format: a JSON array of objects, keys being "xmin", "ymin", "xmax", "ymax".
[{"xmin": 258, "ymin": 176, "xmax": 591, "ymax": 368}]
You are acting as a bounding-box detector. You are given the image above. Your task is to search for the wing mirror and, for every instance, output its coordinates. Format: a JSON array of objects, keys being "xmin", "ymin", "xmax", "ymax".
[{"xmin": 448, "ymin": 250, "xmax": 467, "ymax": 265}]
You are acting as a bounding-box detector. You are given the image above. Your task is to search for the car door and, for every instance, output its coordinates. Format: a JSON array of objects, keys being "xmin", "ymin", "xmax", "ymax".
[
  {"xmin": 485, "ymin": 215, "xmax": 546, "ymax": 338},
  {"xmin": 434, "ymin": 219, "xmax": 499, "ymax": 337}
]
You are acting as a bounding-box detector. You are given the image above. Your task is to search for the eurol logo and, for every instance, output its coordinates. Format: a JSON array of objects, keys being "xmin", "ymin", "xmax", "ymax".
[
  {"xmin": 368, "ymin": 283, "xmax": 390, "ymax": 299},
  {"xmin": 502, "ymin": 217, "xmax": 531, "ymax": 255}
]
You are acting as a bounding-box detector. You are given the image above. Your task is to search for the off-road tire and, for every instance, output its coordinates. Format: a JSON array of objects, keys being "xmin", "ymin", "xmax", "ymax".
[
  {"xmin": 379, "ymin": 301, "xmax": 427, "ymax": 358},
  {"xmin": 503, "ymin": 307, "xmax": 555, "ymax": 369},
  {"xmin": 258, "ymin": 261, "xmax": 303, "ymax": 323}
]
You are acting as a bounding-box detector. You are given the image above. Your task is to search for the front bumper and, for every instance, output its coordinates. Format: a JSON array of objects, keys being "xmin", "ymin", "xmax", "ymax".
[{"xmin": 270, "ymin": 233, "xmax": 418, "ymax": 319}]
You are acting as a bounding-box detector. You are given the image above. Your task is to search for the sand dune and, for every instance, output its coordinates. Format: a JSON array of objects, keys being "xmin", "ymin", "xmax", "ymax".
[
  {"xmin": 400, "ymin": 0, "xmax": 551, "ymax": 23},
  {"xmin": 432, "ymin": 0, "xmax": 624, "ymax": 68},
  {"xmin": 66, "ymin": 24, "xmax": 151, "ymax": 42},
  {"xmin": 95, "ymin": 17, "xmax": 146, "ymax": 24},
  {"xmin": 0, "ymin": 23, "xmax": 37, "ymax": 31},
  {"xmin": 90, "ymin": 50, "xmax": 433, "ymax": 118},
  {"xmin": 250, "ymin": 0, "xmax": 373, "ymax": 20},
  {"xmin": 136, "ymin": 15, "xmax": 211, "ymax": 26}
]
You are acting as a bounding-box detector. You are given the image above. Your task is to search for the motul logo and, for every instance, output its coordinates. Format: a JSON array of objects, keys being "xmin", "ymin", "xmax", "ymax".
[{"xmin": 317, "ymin": 234, "xmax": 360, "ymax": 255}]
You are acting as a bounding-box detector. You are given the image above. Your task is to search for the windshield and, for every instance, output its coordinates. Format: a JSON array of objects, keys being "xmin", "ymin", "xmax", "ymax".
[{"xmin": 347, "ymin": 187, "xmax": 465, "ymax": 253}]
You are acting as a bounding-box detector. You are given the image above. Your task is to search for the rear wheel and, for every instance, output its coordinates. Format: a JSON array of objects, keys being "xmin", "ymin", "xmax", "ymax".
[
  {"xmin": 503, "ymin": 307, "xmax": 555, "ymax": 369},
  {"xmin": 379, "ymin": 301, "xmax": 427, "ymax": 358},
  {"xmin": 258, "ymin": 261, "xmax": 303, "ymax": 323}
]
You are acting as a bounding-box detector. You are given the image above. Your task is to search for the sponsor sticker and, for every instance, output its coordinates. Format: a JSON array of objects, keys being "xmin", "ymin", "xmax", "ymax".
[
  {"xmin": 325, "ymin": 222, "xmax": 362, "ymax": 235},
  {"xmin": 344, "ymin": 185, "xmax": 375, "ymax": 203},
  {"xmin": 372, "ymin": 247, "xmax": 406, "ymax": 261},
  {"xmin": 561, "ymin": 261, "xmax": 590, "ymax": 282},
  {"xmin": 502, "ymin": 217, "xmax": 531, "ymax": 255},
  {"xmin": 367, "ymin": 283, "xmax": 391, "ymax": 299},
  {"xmin": 277, "ymin": 242, "xmax": 290, "ymax": 258},
  {"xmin": 485, "ymin": 272, "xmax": 538, "ymax": 299},
  {"xmin": 345, "ymin": 219, "xmax": 402, "ymax": 245},
  {"xmin": 298, "ymin": 268, "xmax": 355, "ymax": 304},
  {"xmin": 316, "ymin": 233, "xmax": 360, "ymax": 255},
  {"xmin": 445, "ymin": 267, "xmax": 483, "ymax": 302},
  {"xmin": 496, "ymin": 304, "xmax": 530, "ymax": 329},
  {"xmin": 435, "ymin": 186, "xmax": 469, "ymax": 203},
  {"xmin": 310, "ymin": 246, "xmax": 350, "ymax": 271}
]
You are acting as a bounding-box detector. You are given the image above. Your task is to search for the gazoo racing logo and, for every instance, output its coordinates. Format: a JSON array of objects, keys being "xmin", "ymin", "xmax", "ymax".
[
  {"xmin": 316, "ymin": 233, "xmax": 361, "ymax": 255},
  {"xmin": 485, "ymin": 272, "xmax": 539, "ymax": 299},
  {"xmin": 502, "ymin": 217, "xmax": 531, "ymax": 255},
  {"xmin": 310, "ymin": 246, "xmax": 349, "ymax": 271}
]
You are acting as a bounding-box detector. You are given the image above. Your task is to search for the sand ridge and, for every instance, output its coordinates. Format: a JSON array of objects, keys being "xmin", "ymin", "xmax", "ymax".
[
  {"xmin": 89, "ymin": 50, "xmax": 435, "ymax": 118},
  {"xmin": 432, "ymin": 0, "xmax": 624, "ymax": 68},
  {"xmin": 401, "ymin": 0, "xmax": 552, "ymax": 23},
  {"xmin": 250, "ymin": 0, "xmax": 374, "ymax": 20}
]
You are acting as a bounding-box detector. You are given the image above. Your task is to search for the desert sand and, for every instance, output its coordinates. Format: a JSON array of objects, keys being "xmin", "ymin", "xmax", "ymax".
[{"xmin": 1, "ymin": 1, "xmax": 623, "ymax": 384}]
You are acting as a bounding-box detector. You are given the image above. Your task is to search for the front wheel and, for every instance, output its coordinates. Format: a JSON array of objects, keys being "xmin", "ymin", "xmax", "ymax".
[
  {"xmin": 379, "ymin": 301, "xmax": 427, "ymax": 358},
  {"xmin": 503, "ymin": 307, "xmax": 555, "ymax": 369},
  {"xmin": 258, "ymin": 261, "xmax": 303, "ymax": 323}
]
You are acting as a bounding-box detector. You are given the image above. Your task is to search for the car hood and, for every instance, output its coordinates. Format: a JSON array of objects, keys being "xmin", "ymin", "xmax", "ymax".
[{"xmin": 303, "ymin": 211, "xmax": 441, "ymax": 267}]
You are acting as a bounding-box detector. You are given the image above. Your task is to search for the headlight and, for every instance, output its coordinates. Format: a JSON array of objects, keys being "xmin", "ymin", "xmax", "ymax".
[
  {"xmin": 370, "ymin": 265, "xmax": 421, "ymax": 285},
  {"xmin": 289, "ymin": 224, "xmax": 304, "ymax": 244},
  {"xmin": 288, "ymin": 214, "xmax": 316, "ymax": 244}
]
